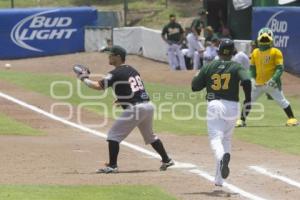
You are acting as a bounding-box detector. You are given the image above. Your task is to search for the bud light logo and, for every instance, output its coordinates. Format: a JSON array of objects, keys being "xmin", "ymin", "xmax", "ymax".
[
  {"xmin": 266, "ymin": 10, "xmax": 289, "ymax": 48},
  {"xmin": 10, "ymin": 9, "xmax": 77, "ymax": 52}
]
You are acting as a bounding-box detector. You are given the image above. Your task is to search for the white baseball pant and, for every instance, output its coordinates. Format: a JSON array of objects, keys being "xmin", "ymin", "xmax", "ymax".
[
  {"xmin": 252, "ymin": 85, "xmax": 290, "ymax": 109},
  {"xmin": 206, "ymin": 99, "xmax": 239, "ymax": 186},
  {"xmin": 186, "ymin": 32, "xmax": 204, "ymax": 69},
  {"xmin": 167, "ymin": 43, "xmax": 186, "ymax": 70}
]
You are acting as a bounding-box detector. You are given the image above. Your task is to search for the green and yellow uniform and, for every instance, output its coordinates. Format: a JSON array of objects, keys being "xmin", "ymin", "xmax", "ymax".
[
  {"xmin": 192, "ymin": 60, "xmax": 250, "ymax": 102},
  {"xmin": 236, "ymin": 27, "xmax": 298, "ymax": 127},
  {"xmin": 250, "ymin": 47, "xmax": 284, "ymax": 88}
]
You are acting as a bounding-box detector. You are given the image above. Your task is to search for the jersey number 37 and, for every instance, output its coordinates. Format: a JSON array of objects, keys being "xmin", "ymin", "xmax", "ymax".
[
  {"xmin": 211, "ymin": 73, "xmax": 231, "ymax": 91},
  {"xmin": 129, "ymin": 75, "xmax": 144, "ymax": 92}
]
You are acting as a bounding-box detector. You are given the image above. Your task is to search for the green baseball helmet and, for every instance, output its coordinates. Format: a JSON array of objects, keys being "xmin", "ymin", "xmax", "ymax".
[{"xmin": 218, "ymin": 38, "xmax": 235, "ymax": 56}]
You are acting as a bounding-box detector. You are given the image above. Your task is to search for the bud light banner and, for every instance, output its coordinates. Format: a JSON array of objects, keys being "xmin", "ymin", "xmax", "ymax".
[
  {"xmin": 0, "ymin": 7, "xmax": 97, "ymax": 59},
  {"xmin": 252, "ymin": 7, "xmax": 300, "ymax": 75}
]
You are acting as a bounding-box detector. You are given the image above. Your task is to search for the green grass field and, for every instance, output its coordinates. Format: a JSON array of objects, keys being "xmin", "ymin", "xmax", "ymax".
[
  {"xmin": 0, "ymin": 185, "xmax": 176, "ymax": 200},
  {"xmin": 0, "ymin": 70, "xmax": 299, "ymax": 155},
  {"xmin": 0, "ymin": 0, "xmax": 73, "ymax": 8},
  {"xmin": 0, "ymin": 113, "xmax": 44, "ymax": 136},
  {"xmin": 0, "ymin": 0, "xmax": 186, "ymax": 29}
]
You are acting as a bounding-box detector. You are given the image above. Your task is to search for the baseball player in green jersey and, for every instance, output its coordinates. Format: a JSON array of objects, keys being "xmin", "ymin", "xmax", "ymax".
[
  {"xmin": 191, "ymin": 9, "xmax": 207, "ymax": 37},
  {"xmin": 192, "ymin": 38, "xmax": 252, "ymax": 186},
  {"xmin": 162, "ymin": 14, "xmax": 186, "ymax": 70}
]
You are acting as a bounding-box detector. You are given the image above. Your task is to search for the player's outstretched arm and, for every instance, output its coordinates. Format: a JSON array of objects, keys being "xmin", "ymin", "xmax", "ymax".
[
  {"xmin": 191, "ymin": 69, "xmax": 206, "ymax": 92},
  {"xmin": 73, "ymin": 64, "xmax": 103, "ymax": 90},
  {"xmin": 82, "ymin": 79, "xmax": 103, "ymax": 90}
]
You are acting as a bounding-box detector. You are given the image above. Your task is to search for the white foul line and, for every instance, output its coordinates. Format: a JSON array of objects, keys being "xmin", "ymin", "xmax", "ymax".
[
  {"xmin": 249, "ymin": 166, "xmax": 300, "ymax": 189},
  {"xmin": 0, "ymin": 91, "xmax": 267, "ymax": 200}
]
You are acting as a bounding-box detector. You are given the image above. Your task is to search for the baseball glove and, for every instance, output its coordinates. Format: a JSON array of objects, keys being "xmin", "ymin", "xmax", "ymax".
[{"xmin": 73, "ymin": 64, "xmax": 90, "ymax": 81}]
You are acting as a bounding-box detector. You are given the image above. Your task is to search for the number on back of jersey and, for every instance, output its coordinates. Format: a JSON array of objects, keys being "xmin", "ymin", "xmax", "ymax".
[{"xmin": 129, "ymin": 75, "xmax": 144, "ymax": 92}]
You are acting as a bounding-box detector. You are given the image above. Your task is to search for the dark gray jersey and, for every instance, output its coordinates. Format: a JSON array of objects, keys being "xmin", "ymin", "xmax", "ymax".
[{"xmin": 99, "ymin": 65, "xmax": 150, "ymax": 108}]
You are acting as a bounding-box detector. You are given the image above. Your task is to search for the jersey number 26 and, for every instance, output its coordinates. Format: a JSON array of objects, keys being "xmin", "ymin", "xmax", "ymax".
[{"xmin": 129, "ymin": 75, "xmax": 144, "ymax": 92}]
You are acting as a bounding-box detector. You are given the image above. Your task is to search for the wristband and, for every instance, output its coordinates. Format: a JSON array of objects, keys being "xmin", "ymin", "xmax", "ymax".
[{"xmin": 83, "ymin": 78, "xmax": 94, "ymax": 87}]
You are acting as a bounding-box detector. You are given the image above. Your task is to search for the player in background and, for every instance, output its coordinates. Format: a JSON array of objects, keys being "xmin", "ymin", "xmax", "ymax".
[
  {"xmin": 181, "ymin": 29, "xmax": 205, "ymax": 70},
  {"xmin": 191, "ymin": 9, "xmax": 207, "ymax": 38},
  {"xmin": 203, "ymin": 36, "xmax": 220, "ymax": 66},
  {"xmin": 236, "ymin": 27, "xmax": 299, "ymax": 127},
  {"xmin": 181, "ymin": 9, "xmax": 207, "ymax": 70},
  {"xmin": 191, "ymin": 38, "xmax": 252, "ymax": 186},
  {"xmin": 74, "ymin": 45, "xmax": 174, "ymax": 173},
  {"xmin": 161, "ymin": 14, "xmax": 186, "ymax": 70},
  {"xmin": 232, "ymin": 48, "xmax": 250, "ymax": 70}
]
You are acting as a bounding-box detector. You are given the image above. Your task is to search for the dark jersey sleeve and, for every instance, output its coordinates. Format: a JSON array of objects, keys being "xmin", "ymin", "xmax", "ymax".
[
  {"xmin": 179, "ymin": 24, "xmax": 184, "ymax": 34},
  {"xmin": 99, "ymin": 71, "xmax": 117, "ymax": 89},
  {"xmin": 192, "ymin": 67, "xmax": 207, "ymax": 92},
  {"xmin": 162, "ymin": 25, "xmax": 168, "ymax": 36},
  {"xmin": 191, "ymin": 19, "xmax": 197, "ymax": 29}
]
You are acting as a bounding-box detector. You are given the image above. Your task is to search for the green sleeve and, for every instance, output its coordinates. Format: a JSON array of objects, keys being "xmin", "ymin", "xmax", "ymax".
[
  {"xmin": 191, "ymin": 19, "xmax": 197, "ymax": 28},
  {"xmin": 237, "ymin": 66, "xmax": 250, "ymax": 82},
  {"xmin": 272, "ymin": 65, "xmax": 284, "ymax": 82},
  {"xmin": 249, "ymin": 65, "xmax": 256, "ymax": 79},
  {"xmin": 191, "ymin": 68, "xmax": 206, "ymax": 92},
  {"xmin": 161, "ymin": 25, "xmax": 167, "ymax": 36}
]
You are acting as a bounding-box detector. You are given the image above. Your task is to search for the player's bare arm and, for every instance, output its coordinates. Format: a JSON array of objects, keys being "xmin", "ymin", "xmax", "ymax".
[{"xmin": 83, "ymin": 79, "xmax": 103, "ymax": 90}]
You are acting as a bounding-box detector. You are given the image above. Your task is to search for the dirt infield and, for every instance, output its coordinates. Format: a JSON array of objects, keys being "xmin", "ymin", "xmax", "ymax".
[{"xmin": 1, "ymin": 53, "xmax": 300, "ymax": 200}]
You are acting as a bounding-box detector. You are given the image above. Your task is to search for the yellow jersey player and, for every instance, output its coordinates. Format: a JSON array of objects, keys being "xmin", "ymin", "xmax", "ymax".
[{"xmin": 236, "ymin": 27, "xmax": 298, "ymax": 127}]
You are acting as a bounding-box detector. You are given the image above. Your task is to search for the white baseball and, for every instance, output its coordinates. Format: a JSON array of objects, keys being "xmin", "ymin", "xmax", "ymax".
[{"xmin": 5, "ymin": 63, "xmax": 11, "ymax": 69}]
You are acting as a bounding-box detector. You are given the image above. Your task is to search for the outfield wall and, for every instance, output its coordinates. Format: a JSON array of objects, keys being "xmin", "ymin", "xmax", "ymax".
[
  {"xmin": 0, "ymin": 7, "xmax": 97, "ymax": 59},
  {"xmin": 85, "ymin": 26, "xmax": 252, "ymax": 63}
]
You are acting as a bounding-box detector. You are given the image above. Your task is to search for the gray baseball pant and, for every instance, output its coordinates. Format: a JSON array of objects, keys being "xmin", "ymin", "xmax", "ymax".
[{"xmin": 107, "ymin": 102, "xmax": 158, "ymax": 144}]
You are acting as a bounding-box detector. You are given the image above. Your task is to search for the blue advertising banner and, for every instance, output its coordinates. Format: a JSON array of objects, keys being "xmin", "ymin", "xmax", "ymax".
[
  {"xmin": 252, "ymin": 7, "xmax": 300, "ymax": 75},
  {"xmin": 0, "ymin": 7, "xmax": 97, "ymax": 59}
]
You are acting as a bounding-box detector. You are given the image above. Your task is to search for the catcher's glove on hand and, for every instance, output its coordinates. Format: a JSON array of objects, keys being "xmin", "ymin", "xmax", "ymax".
[{"xmin": 73, "ymin": 64, "xmax": 91, "ymax": 81}]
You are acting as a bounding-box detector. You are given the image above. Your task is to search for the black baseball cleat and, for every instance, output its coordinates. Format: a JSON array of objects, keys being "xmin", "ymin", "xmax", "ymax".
[
  {"xmin": 96, "ymin": 163, "xmax": 118, "ymax": 174},
  {"xmin": 220, "ymin": 153, "xmax": 230, "ymax": 179},
  {"xmin": 160, "ymin": 159, "xmax": 175, "ymax": 171}
]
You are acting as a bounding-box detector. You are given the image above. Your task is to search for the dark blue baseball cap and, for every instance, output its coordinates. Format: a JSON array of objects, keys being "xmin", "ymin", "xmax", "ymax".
[{"xmin": 109, "ymin": 45, "xmax": 127, "ymax": 60}]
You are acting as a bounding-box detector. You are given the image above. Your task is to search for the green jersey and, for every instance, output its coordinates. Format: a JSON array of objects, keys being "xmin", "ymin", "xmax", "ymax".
[
  {"xmin": 162, "ymin": 22, "xmax": 184, "ymax": 42},
  {"xmin": 192, "ymin": 60, "xmax": 250, "ymax": 102},
  {"xmin": 191, "ymin": 18, "xmax": 204, "ymax": 35}
]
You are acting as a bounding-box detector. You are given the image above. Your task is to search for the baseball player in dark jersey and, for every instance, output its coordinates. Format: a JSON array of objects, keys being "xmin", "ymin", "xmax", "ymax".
[
  {"xmin": 75, "ymin": 45, "xmax": 174, "ymax": 173},
  {"xmin": 191, "ymin": 9, "xmax": 207, "ymax": 37},
  {"xmin": 191, "ymin": 38, "xmax": 252, "ymax": 186},
  {"xmin": 161, "ymin": 14, "xmax": 186, "ymax": 70}
]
